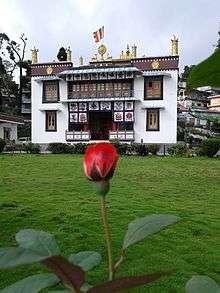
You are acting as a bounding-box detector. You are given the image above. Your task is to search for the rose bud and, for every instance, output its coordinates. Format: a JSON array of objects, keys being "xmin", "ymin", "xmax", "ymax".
[{"xmin": 84, "ymin": 143, "xmax": 119, "ymax": 196}]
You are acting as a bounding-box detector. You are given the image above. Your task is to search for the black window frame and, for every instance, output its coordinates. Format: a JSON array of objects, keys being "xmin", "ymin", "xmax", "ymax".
[
  {"xmin": 146, "ymin": 108, "xmax": 160, "ymax": 131},
  {"xmin": 144, "ymin": 76, "xmax": 163, "ymax": 100},
  {"xmin": 45, "ymin": 110, "xmax": 57, "ymax": 132},
  {"xmin": 42, "ymin": 80, "xmax": 60, "ymax": 103}
]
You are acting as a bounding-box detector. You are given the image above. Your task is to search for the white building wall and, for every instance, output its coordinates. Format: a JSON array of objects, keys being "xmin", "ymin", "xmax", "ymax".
[
  {"xmin": 133, "ymin": 70, "xmax": 178, "ymax": 143},
  {"xmin": 32, "ymin": 70, "xmax": 178, "ymax": 144},
  {"xmin": 31, "ymin": 78, "xmax": 68, "ymax": 143},
  {"xmin": 0, "ymin": 123, "xmax": 17, "ymax": 140}
]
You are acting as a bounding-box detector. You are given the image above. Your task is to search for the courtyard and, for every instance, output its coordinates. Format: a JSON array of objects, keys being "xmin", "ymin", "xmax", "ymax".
[{"xmin": 0, "ymin": 155, "xmax": 219, "ymax": 292}]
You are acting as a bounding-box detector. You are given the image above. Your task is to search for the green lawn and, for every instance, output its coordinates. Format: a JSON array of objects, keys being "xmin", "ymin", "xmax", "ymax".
[{"xmin": 0, "ymin": 155, "xmax": 219, "ymax": 292}]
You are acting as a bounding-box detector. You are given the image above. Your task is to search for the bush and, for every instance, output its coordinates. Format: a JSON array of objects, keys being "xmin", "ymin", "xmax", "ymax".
[
  {"xmin": 146, "ymin": 144, "xmax": 160, "ymax": 155},
  {"xmin": 48, "ymin": 143, "xmax": 70, "ymax": 154},
  {"xmin": 74, "ymin": 143, "xmax": 88, "ymax": 154},
  {"xmin": 24, "ymin": 143, "xmax": 40, "ymax": 154},
  {"xmin": 199, "ymin": 138, "xmax": 220, "ymax": 157},
  {"xmin": 110, "ymin": 140, "xmax": 129, "ymax": 155},
  {"xmin": 167, "ymin": 144, "xmax": 188, "ymax": 156},
  {"xmin": 0, "ymin": 138, "xmax": 6, "ymax": 153}
]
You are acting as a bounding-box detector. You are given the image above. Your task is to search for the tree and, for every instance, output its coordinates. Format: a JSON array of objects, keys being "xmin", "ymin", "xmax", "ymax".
[
  {"xmin": 0, "ymin": 33, "xmax": 27, "ymax": 114},
  {"xmin": 57, "ymin": 47, "xmax": 67, "ymax": 61}
]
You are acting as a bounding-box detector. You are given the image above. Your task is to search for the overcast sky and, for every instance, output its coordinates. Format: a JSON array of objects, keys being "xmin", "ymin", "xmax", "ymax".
[{"xmin": 0, "ymin": 0, "xmax": 219, "ymax": 71}]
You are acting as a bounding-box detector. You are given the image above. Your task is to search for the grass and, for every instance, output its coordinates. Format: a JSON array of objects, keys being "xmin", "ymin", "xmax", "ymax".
[{"xmin": 0, "ymin": 154, "xmax": 219, "ymax": 292}]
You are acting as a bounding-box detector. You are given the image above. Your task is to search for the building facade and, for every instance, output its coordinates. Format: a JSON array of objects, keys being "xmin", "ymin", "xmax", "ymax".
[{"xmin": 31, "ymin": 41, "xmax": 179, "ymax": 145}]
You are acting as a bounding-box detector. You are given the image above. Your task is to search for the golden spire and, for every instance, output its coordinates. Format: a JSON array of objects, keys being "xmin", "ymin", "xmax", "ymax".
[
  {"xmin": 131, "ymin": 44, "xmax": 137, "ymax": 58},
  {"xmin": 171, "ymin": 35, "xmax": 179, "ymax": 56},
  {"xmin": 66, "ymin": 47, "xmax": 72, "ymax": 62},
  {"xmin": 79, "ymin": 56, "xmax": 84, "ymax": 66},
  {"xmin": 31, "ymin": 47, "xmax": 38, "ymax": 64}
]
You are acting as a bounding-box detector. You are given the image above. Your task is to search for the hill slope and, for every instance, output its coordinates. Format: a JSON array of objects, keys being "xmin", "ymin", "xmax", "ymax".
[{"xmin": 187, "ymin": 48, "xmax": 220, "ymax": 90}]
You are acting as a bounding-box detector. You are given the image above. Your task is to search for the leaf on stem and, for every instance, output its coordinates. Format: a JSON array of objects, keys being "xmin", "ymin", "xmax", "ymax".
[
  {"xmin": 185, "ymin": 276, "xmax": 220, "ymax": 293},
  {"xmin": 68, "ymin": 251, "xmax": 101, "ymax": 272},
  {"xmin": 16, "ymin": 229, "xmax": 60, "ymax": 257},
  {"xmin": 1, "ymin": 273, "xmax": 59, "ymax": 293},
  {"xmin": 0, "ymin": 247, "xmax": 47, "ymax": 268},
  {"xmin": 123, "ymin": 214, "xmax": 180, "ymax": 249},
  {"xmin": 42, "ymin": 255, "xmax": 85, "ymax": 293},
  {"xmin": 87, "ymin": 271, "xmax": 171, "ymax": 292}
]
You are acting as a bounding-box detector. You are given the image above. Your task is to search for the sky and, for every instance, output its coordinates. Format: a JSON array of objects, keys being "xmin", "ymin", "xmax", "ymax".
[{"xmin": 0, "ymin": 0, "xmax": 219, "ymax": 71}]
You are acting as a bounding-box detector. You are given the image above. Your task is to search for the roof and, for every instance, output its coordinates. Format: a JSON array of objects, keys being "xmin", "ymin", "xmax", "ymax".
[{"xmin": 0, "ymin": 113, "xmax": 24, "ymax": 124}]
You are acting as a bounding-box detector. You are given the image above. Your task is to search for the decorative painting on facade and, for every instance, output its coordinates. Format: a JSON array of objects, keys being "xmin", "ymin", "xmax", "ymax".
[
  {"xmin": 100, "ymin": 101, "xmax": 111, "ymax": 111},
  {"xmin": 125, "ymin": 111, "xmax": 134, "ymax": 122},
  {"xmin": 70, "ymin": 113, "xmax": 78, "ymax": 123},
  {"xmin": 114, "ymin": 112, "xmax": 124, "ymax": 122},
  {"xmin": 89, "ymin": 101, "xmax": 99, "ymax": 111},
  {"xmin": 79, "ymin": 113, "xmax": 87, "ymax": 123}
]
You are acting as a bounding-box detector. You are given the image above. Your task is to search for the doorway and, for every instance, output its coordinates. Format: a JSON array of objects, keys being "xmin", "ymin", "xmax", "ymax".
[{"xmin": 89, "ymin": 112, "xmax": 112, "ymax": 140}]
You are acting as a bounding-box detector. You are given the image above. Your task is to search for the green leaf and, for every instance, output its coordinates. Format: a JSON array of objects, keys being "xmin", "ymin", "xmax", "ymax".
[
  {"xmin": 16, "ymin": 229, "xmax": 60, "ymax": 257},
  {"xmin": 1, "ymin": 273, "xmax": 59, "ymax": 293},
  {"xmin": 0, "ymin": 247, "xmax": 47, "ymax": 268},
  {"xmin": 88, "ymin": 271, "xmax": 170, "ymax": 292},
  {"xmin": 123, "ymin": 214, "xmax": 180, "ymax": 249},
  {"xmin": 185, "ymin": 276, "xmax": 220, "ymax": 293},
  {"xmin": 68, "ymin": 251, "xmax": 101, "ymax": 272}
]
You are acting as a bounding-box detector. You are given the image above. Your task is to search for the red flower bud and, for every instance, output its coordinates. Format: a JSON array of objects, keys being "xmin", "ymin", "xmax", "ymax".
[{"xmin": 84, "ymin": 143, "xmax": 119, "ymax": 182}]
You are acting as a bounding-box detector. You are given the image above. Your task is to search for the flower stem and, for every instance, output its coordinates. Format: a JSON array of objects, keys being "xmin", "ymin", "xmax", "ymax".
[{"xmin": 100, "ymin": 196, "xmax": 114, "ymax": 281}]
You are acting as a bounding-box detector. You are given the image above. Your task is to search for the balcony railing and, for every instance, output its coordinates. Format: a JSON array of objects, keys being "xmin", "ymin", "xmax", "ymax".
[
  {"xmin": 109, "ymin": 130, "xmax": 134, "ymax": 141},
  {"xmin": 68, "ymin": 90, "xmax": 134, "ymax": 100},
  {"xmin": 66, "ymin": 130, "xmax": 135, "ymax": 142},
  {"xmin": 66, "ymin": 130, "xmax": 90, "ymax": 141}
]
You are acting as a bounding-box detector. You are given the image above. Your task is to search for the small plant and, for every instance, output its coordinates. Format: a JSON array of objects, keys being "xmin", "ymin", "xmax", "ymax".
[
  {"xmin": 48, "ymin": 143, "xmax": 70, "ymax": 154},
  {"xmin": 199, "ymin": 138, "xmax": 220, "ymax": 157},
  {"xmin": 24, "ymin": 143, "xmax": 40, "ymax": 154},
  {"xmin": 0, "ymin": 138, "xmax": 6, "ymax": 153},
  {"xmin": 167, "ymin": 144, "xmax": 188, "ymax": 156},
  {"xmin": 146, "ymin": 144, "xmax": 160, "ymax": 155},
  {"xmin": 0, "ymin": 143, "xmax": 180, "ymax": 292}
]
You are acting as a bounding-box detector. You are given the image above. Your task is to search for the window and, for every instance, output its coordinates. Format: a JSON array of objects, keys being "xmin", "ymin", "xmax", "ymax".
[
  {"xmin": 144, "ymin": 78, "xmax": 163, "ymax": 100},
  {"xmin": 43, "ymin": 81, "xmax": 59, "ymax": 102},
  {"xmin": 46, "ymin": 111, "xmax": 57, "ymax": 131},
  {"xmin": 146, "ymin": 109, "xmax": 159, "ymax": 131}
]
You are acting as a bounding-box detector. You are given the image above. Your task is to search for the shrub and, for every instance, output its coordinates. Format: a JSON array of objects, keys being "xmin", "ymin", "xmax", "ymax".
[
  {"xmin": 24, "ymin": 143, "xmax": 40, "ymax": 154},
  {"xmin": 0, "ymin": 138, "xmax": 6, "ymax": 153},
  {"xmin": 146, "ymin": 144, "xmax": 160, "ymax": 155},
  {"xmin": 109, "ymin": 140, "xmax": 129, "ymax": 155},
  {"xmin": 48, "ymin": 143, "xmax": 70, "ymax": 154},
  {"xmin": 167, "ymin": 144, "xmax": 188, "ymax": 156},
  {"xmin": 74, "ymin": 143, "xmax": 88, "ymax": 154},
  {"xmin": 199, "ymin": 138, "xmax": 220, "ymax": 157}
]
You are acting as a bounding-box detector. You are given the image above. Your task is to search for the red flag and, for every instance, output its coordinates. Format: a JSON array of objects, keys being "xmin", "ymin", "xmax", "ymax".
[{"xmin": 93, "ymin": 26, "xmax": 104, "ymax": 43}]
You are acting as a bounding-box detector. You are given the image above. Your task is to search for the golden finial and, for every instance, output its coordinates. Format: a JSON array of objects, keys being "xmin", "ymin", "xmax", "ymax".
[
  {"xmin": 171, "ymin": 35, "xmax": 179, "ymax": 56},
  {"xmin": 98, "ymin": 44, "xmax": 107, "ymax": 60},
  {"xmin": 91, "ymin": 54, "xmax": 98, "ymax": 62},
  {"xmin": 66, "ymin": 47, "xmax": 72, "ymax": 62},
  {"xmin": 79, "ymin": 56, "xmax": 84, "ymax": 66},
  {"xmin": 31, "ymin": 47, "xmax": 38, "ymax": 64},
  {"xmin": 131, "ymin": 44, "xmax": 137, "ymax": 58}
]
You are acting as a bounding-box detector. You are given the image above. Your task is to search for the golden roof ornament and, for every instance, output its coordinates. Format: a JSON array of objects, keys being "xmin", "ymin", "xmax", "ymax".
[
  {"xmin": 66, "ymin": 47, "xmax": 72, "ymax": 62},
  {"xmin": 151, "ymin": 60, "xmax": 160, "ymax": 69},
  {"xmin": 98, "ymin": 44, "xmax": 107, "ymax": 60},
  {"xmin": 79, "ymin": 56, "xmax": 84, "ymax": 66},
  {"xmin": 171, "ymin": 35, "xmax": 179, "ymax": 56},
  {"xmin": 31, "ymin": 47, "xmax": 38, "ymax": 64}
]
